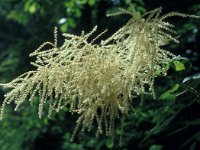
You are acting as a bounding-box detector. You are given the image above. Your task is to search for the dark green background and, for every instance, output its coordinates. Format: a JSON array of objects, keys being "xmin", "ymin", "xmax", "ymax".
[{"xmin": 0, "ymin": 0, "xmax": 200, "ymax": 149}]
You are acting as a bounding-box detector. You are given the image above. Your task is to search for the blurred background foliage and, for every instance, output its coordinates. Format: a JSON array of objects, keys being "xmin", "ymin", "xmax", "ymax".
[{"xmin": 0, "ymin": 0, "xmax": 200, "ymax": 149}]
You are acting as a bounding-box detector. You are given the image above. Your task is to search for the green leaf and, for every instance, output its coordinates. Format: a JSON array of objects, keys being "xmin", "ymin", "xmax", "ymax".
[
  {"xmin": 105, "ymin": 139, "xmax": 113, "ymax": 149},
  {"xmin": 158, "ymin": 84, "xmax": 180, "ymax": 101},
  {"xmin": 76, "ymin": 0, "xmax": 87, "ymax": 5},
  {"xmin": 88, "ymin": 0, "xmax": 95, "ymax": 6},
  {"xmin": 137, "ymin": 6, "xmax": 146, "ymax": 13},
  {"xmin": 60, "ymin": 23, "xmax": 68, "ymax": 32},
  {"xmin": 64, "ymin": 1, "xmax": 75, "ymax": 8},
  {"xmin": 7, "ymin": 10, "xmax": 29, "ymax": 25},
  {"xmin": 68, "ymin": 18, "xmax": 76, "ymax": 28},
  {"xmin": 191, "ymin": 118, "xmax": 200, "ymax": 126},
  {"xmin": 172, "ymin": 61, "xmax": 186, "ymax": 71},
  {"xmin": 75, "ymin": 9, "xmax": 82, "ymax": 18},
  {"xmin": 149, "ymin": 145, "xmax": 163, "ymax": 150},
  {"xmin": 183, "ymin": 23, "xmax": 196, "ymax": 31},
  {"xmin": 29, "ymin": 3, "xmax": 37, "ymax": 14},
  {"xmin": 160, "ymin": 93, "xmax": 176, "ymax": 101},
  {"xmin": 24, "ymin": 0, "xmax": 37, "ymax": 14}
]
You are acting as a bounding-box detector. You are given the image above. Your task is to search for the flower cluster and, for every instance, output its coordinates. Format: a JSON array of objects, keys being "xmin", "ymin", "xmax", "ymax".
[{"xmin": 0, "ymin": 6, "xmax": 199, "ymax": 140}]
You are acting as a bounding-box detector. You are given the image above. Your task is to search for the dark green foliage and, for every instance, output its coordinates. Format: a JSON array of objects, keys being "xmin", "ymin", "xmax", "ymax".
[{"xmin": 0, "ymin": 0, "xmax": 200, "ymax": 149}]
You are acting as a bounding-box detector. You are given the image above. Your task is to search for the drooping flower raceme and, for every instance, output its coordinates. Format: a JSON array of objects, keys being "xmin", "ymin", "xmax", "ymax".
[{"xmin": 0, "ymin": 6, "xmax": 199, "ymax": 140}]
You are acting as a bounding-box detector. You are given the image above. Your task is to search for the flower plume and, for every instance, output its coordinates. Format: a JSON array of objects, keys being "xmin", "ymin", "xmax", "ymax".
[{"xmin": 0, "ymin": 5, "xmax": 199, "ymax": 141}]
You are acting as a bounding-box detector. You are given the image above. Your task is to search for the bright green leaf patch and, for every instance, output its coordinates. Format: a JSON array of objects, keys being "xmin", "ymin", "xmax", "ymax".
[
  {"xmin": 60, "ymin": 23, "xmax": 68, "ymax": 32},
  {"xmin": 171, "ymin": 61, "xmax": 186, "ymax": 71},
  {"xmin": 88, "ymin": 0, "xmax": 95, "ymax": 6},
  {"xmin": 170, "ymin": 58, "xmax": 191, "ymax": 72},
  {"xmin": 158, "ymin": 84, "xmax": 180, "ymax": 101}
]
